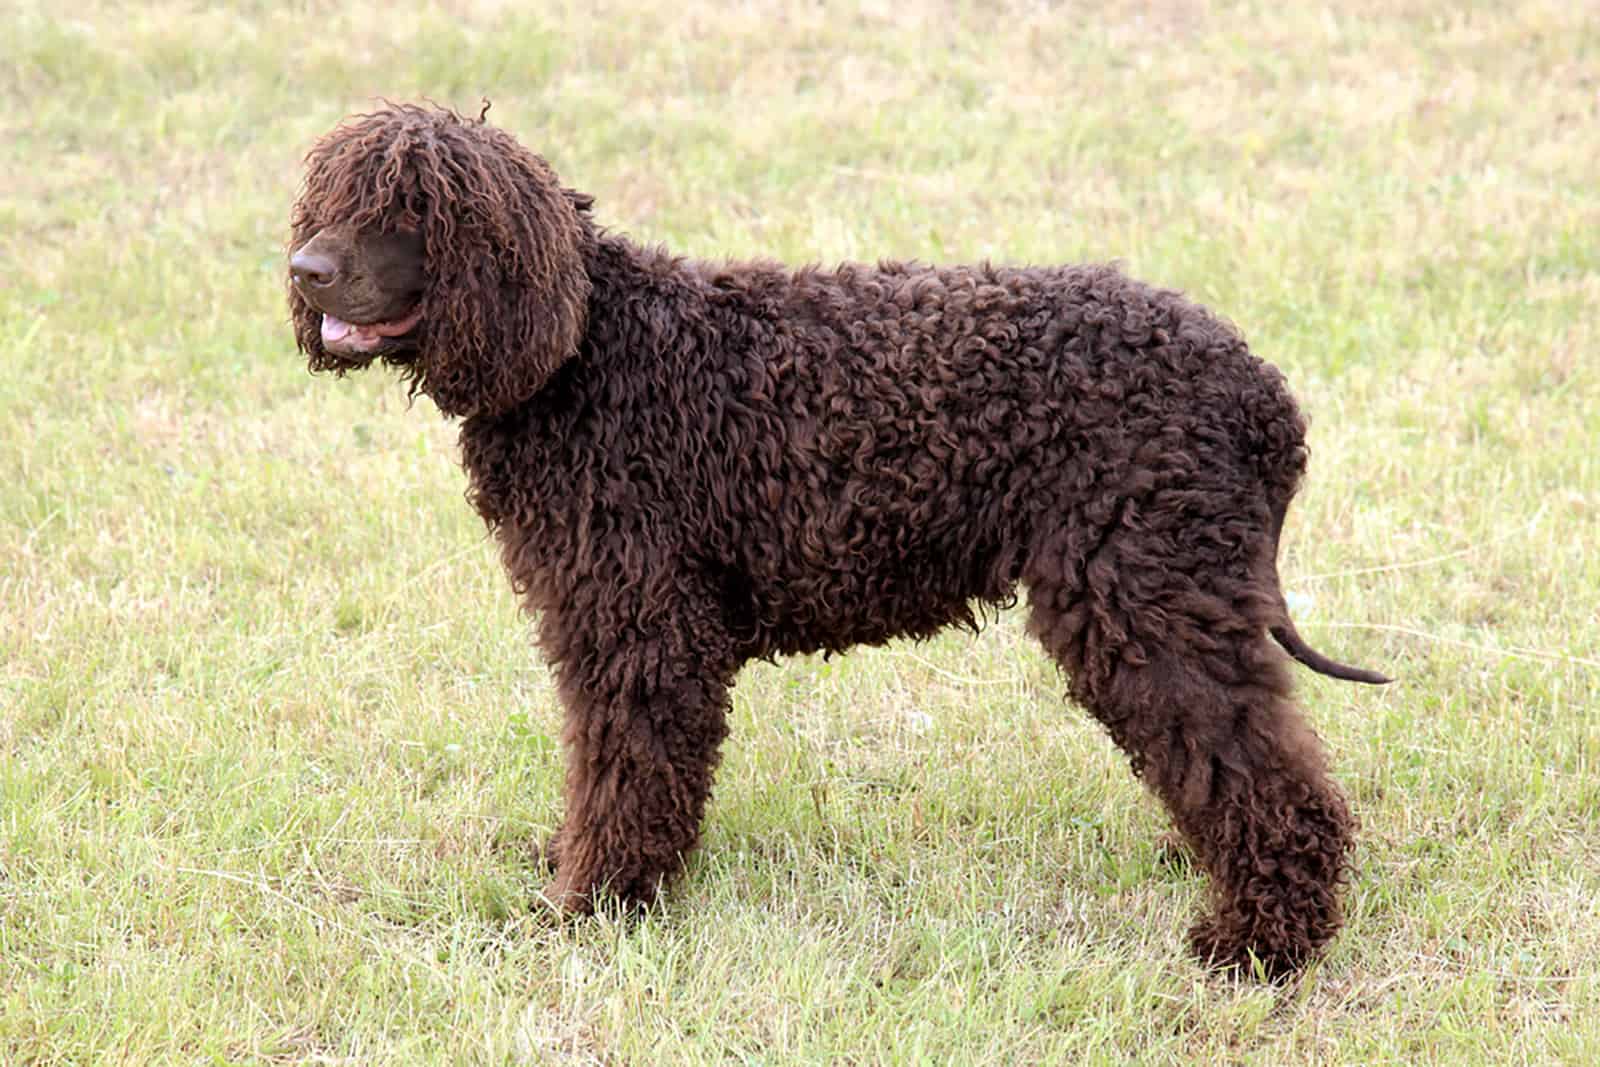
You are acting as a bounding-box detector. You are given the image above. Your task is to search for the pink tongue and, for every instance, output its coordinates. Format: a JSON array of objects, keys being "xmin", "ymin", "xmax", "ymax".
[{"xmin": 321, "ymin": 315, "xmax": 353, "ymax": 344}]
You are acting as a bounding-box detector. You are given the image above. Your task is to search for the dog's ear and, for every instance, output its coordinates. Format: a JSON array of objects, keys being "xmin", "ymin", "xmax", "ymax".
[{"xmin": 421, "ymin": 131, "xmax": 592, "ymax": 418}]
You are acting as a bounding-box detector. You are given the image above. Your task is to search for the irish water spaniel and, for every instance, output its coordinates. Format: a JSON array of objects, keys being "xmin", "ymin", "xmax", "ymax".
[{"xmin": 288, "ymin": 103, "xmax": 1387, "ymax": 979}]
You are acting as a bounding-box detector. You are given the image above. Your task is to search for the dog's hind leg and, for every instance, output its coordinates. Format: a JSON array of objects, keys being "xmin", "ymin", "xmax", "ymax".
[{"xmin": 1024, "ymin": 523, "xmax": 1354, "ymax": 979}]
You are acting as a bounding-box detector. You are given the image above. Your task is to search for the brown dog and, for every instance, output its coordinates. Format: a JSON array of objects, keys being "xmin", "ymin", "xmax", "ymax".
[{"xmin": 290, "ymin": 103, "xmax": 1386, "ymax": 978}]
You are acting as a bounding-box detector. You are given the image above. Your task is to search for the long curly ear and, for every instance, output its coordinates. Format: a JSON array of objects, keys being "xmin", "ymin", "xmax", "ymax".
[
  {"xmin": 421, "ymin": 118, "xmax": 593, "ymax": 417},
  {"xmin": 293, "ymin": 105, "xmax": 593, "ymax": 418}
]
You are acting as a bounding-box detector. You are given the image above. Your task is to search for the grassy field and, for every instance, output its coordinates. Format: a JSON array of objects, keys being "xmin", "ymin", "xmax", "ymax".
[{"xmin": 3, "ymin": 0, "xmax": 1598, "ymax": 1061}]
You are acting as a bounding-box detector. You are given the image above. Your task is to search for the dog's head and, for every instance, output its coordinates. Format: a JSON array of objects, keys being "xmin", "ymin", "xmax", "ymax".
[{"xmin": 289, "ymin": 103, "xmax": 593, "ymax": 418}]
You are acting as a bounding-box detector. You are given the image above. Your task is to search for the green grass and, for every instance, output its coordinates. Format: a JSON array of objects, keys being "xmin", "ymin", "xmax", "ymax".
[{"xmin": 3, "ymin": 0, "xmax": 1598, "ymax": 1061}]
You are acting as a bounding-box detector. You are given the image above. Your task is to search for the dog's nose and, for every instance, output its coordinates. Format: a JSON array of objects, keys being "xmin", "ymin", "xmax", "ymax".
[{"xmin": 290, "ymin": 249, "xmax": 339, "ymax": 288}]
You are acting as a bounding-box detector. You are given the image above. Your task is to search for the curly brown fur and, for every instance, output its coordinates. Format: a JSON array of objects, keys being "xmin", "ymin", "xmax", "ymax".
[
  {"xmin": 289, "ymin": 103, "xmax": 1388, "ymax": 979},
  {"xmin": 290, "ymin": 104, "xmax": 592, "ymax": 417}
]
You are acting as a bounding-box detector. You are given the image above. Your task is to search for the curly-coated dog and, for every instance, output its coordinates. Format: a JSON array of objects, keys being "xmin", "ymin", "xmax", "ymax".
[{"xmin": 288, "ymin": 103, "xmax": 1387, "ymax": 978}]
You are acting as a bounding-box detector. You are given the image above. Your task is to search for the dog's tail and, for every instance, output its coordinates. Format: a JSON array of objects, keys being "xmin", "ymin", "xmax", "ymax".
[
  {"xmin": 1264, "ymin": 494, "xmax": 1392, "ymax": 686},
  {"xmin": 1271, "ymin": 619, "xmax": 1391, "ymax": 685}
]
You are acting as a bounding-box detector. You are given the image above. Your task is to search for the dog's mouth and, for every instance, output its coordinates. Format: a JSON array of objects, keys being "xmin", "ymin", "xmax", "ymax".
[{"xmin": 319, "ymin": 306, "xmax": 423, "ymax": 356}]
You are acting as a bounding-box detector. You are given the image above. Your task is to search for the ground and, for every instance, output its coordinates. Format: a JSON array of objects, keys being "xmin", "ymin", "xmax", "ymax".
[{"xmin": 2, "ymin": 1, "xmax": 1598, "ymax": 1062}]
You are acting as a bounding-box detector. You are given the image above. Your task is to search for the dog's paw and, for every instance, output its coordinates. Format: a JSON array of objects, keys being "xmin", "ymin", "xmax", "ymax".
[
  {"xmin": 1188, "ymin": 917, "xmax": 1309, "ymax": 983},
  {"xmin": 536, "ymin": 872, "xmax": 593, "ymax": 919}
]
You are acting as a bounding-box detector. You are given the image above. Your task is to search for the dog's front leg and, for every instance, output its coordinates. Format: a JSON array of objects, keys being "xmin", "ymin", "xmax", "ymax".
[{"xmin": 538, "ymin": 605, "xmax": 741, "ymax": 914}]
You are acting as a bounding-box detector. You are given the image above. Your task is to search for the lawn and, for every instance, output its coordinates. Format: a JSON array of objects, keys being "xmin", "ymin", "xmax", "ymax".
[{"xmin": 3, "ymin": 1, "xmax": 1597, "ymax": 1062}]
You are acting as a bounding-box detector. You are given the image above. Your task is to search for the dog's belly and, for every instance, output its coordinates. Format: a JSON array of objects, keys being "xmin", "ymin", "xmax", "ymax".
[{"xmin": 721, "ymin": 481, "xmax": 1030, "ymax": 657}]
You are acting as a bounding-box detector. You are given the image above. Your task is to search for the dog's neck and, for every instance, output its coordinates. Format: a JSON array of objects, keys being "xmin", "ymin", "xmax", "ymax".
[{"xmin": 574, "ymin": 232, "xmax": 709, "ymax": 368}]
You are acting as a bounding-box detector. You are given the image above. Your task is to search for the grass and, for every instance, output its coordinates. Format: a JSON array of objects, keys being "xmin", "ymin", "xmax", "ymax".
[{"xmin": 2, "ymin": 0, "xmax": 1598, "ymax": 1061}]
